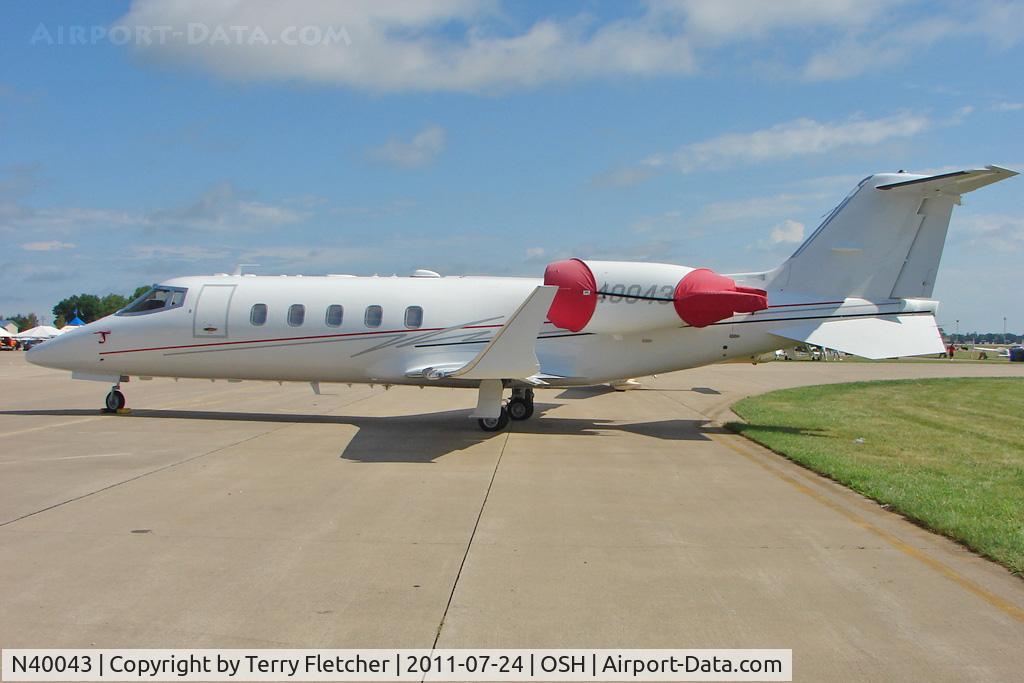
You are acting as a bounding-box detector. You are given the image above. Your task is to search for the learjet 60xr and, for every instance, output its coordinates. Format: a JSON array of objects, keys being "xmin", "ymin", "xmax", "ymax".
[{"xmin": 28, "ymin": 166, "xmax": 1017, "ymax": 430}]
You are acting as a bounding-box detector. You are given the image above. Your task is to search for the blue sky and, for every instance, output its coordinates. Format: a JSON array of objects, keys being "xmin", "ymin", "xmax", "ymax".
[{"xmin": 2, "ymin": 1, "xmax": 1022, "ymax": 333}]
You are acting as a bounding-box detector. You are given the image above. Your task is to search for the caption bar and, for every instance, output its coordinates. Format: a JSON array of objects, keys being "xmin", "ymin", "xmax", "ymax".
[{"xmin": 2, "ymin": 649, "xmax": 791, "ymax": 681}]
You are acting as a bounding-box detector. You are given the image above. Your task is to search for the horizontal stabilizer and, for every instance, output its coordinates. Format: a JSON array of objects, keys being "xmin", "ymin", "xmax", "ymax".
[
  {"xmin": 768, "ymin": 314, "xmax": 944, "ymax": 360},
  {"xmin": 876, "ymin": 165, "xmax": 1018, "ymax": 195}
]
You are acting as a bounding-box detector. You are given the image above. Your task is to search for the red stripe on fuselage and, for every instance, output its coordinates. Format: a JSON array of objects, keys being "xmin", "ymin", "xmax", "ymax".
[{"xmin": 98, "ymin": 324, "xmax": 504, "ymax": 356}]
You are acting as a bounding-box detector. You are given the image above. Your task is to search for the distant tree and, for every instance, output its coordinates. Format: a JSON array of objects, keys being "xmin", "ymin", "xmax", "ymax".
[
  {"xmin": 99, "ymin": 293, "xmax": 129, "ymax": 317},
  {"xmin": 52, "ymin": 294, "xmax": 102, "ymax": 324},
  {"xmin": 50, "ymin": 286, "xmax": 150, "ymax": 323},
  {"xmin": 6, "ymin": 313, "xmax": 39, "ymax": 330}
]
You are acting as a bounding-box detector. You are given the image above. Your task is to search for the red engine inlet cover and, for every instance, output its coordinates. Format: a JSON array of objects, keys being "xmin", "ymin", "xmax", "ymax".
[
  {"xmin": 544, "ymin": 258, "xmax": 597, "ymax": 332},
  {"xmin": 673, "ymin": 269, "xmax": 768, "ymax": 328}
]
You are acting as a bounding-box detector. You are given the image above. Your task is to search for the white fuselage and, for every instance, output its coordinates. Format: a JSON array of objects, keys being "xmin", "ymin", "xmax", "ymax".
[{"xmin": 27, "ymin": 273, "xmax": 929, "ymax": 387}]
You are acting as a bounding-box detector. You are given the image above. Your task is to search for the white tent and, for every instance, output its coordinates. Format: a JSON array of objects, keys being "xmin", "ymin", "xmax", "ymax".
[
  {"xmin": 15, "ymin": 325, "xmax": 61, "ymax": 339},
  {"xmin": 0, "ymin": 327, "xmax": 12, "ymax": 338}
]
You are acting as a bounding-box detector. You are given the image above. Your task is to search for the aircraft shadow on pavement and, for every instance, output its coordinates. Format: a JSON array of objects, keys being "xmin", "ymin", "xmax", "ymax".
[
  {"xmin": 727, "ymin": 423, "xmax": 828, "ymax": 437},
  {"xmin": 555, "ymin": 386, "xmax": 722, "ymax": 397},
  {"xmin": 1, "ymin": 405, "xmax": 718, "ymax": 463},
  {"xmin": 554, "ymin": 386, "xmax": 617, "ymax": 399}
]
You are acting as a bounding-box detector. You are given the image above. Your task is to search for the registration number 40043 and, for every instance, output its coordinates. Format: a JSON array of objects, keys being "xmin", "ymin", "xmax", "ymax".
[
  {"xmin": 596, "ymin": 283, "xmax": 675, "ymax": 303},
  {"xmin": 9, "ymin": 655, "xmax": 94, "ymax": 675}
]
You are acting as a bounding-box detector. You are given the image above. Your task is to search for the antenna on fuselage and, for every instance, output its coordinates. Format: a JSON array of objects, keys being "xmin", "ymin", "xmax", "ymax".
[{"xmin": 232, "ymin": 263, "xmax": 261, "ymax": 276}]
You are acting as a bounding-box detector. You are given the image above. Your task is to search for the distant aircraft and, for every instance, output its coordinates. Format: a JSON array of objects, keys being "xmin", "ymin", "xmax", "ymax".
[
  {"xmin": 972, "ymin": 346, "xmax": 1011, "ymax": 359},
  {"xmin": 28, "ymin": 166, "xmax": 1017, "ymax": 430}
]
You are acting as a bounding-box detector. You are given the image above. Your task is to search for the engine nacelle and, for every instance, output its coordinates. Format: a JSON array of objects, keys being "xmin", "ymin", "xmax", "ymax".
[{"xmin": 544, "ymin": 259, "xmax": 768, "ymax": 334}]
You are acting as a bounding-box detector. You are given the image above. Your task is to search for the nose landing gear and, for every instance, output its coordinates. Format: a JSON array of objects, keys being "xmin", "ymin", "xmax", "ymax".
[{"xmin": 104, "ymin": 385, "xmax": 126, "ymax": 412}]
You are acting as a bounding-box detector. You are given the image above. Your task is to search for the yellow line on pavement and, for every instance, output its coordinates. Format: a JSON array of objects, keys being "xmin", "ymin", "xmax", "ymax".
[{"xmin": 712, "ymin": 432, "xmax": 1024, "ymax": 623}]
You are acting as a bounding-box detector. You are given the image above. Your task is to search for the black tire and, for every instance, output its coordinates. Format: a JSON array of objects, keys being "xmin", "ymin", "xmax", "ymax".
[
  {"xmin": 105, "ymin": 389, "xmax": 125, "ymax": 411},
  {"xmin": 478, "ymin": 408, "xmax": 511, "ymax": 432},
  {"xmin": 507, "ymin": 397, "xmax": 534, "ymax": 421}
]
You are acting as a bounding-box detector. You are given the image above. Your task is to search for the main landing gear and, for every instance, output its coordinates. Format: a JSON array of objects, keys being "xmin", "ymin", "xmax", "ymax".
[
  {"xmin": 104, "ymin": 384, "xmax": 126, "ymax": 412},
  {"xmin": 478, "ymin": 408, "xmax": 511, "ymax": 432},
  {"xmin": 507, "ymin": 387, "xmax": 535, "ymax": 421},
  {"xmin": 475, "ymin": 384, "xmax": 535, "ymax": 431}
]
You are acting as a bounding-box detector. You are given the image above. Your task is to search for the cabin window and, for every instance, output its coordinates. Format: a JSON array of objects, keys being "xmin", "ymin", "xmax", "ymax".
[
  {"xmin": 250, "ymin": 304, "xmax": 268, "ymax": 326},
  {"xmin": 404, "ymin": 306, "xmax": 423, "ymax": 329},
  {"xmin": 117, "ymin": 285, "xmax": 188, "ymax": 316},
  {"xmin": 287, "ymin": 304, "xmax": 305, "ymax": 327},
  {"xmin": 364, "ymin": 305, "xmax": 382, "ymax": 328},
  {"xmin": 325, "ymin": 304, "xmax": 344, "ymax": 327}
]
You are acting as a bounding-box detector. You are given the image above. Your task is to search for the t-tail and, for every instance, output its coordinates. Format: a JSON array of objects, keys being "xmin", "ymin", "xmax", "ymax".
[{"xmin": 739, "ymin": 166, "xmax": 1018, "ymax": 359}]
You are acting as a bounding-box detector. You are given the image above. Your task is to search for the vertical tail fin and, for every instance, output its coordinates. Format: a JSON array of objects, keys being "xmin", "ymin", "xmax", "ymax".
[{"xmin": 768, "ymin": 166, "xmax": 1017, "ymax": 300}]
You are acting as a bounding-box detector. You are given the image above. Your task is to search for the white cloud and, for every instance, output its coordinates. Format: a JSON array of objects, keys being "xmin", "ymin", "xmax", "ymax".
[
  {"xmin": 801, "ymin": 3, "xmax": 1024, "ymax": 81},
  {"xmin": 111, "ymin": 1, "xmax": 1023, "ymax": 91},
  {"xmin": 769, "ymin": 219, "xmax": 805, "ymax": 244},
  {"xmin": 593, "ymin": 110, "xmax": 937, "ymax": 185},
  {"xmin": 666, "ymin": 0, "xmax": 888, "ymax": 41},
  {"xmin": 646, "ymin": 111, "xmax": 931, "ymax": 174},
  {"xmin": 968, "ymin": 0, "xmax": 1024, "ymax": 48},
  {"xmin": 152, "ymin": 181, "xmax": 308, "ymax": 231},
  {"xmin": 1, "ymin": 169, "xmax": 312, "ymax": 237},
  {"xmin": 747, "ymin": 218, "xmax": 808, "ymax": 253},
  {"xmin": 991, "ymin": 102, "xmax": 1024, "ymax": 112},
  {"xmin": 21, "ymin": 240, "xmax": 75, "ymax": 251},
  {"xmin": 952, "ymin": 213, "xmax": 1024, "ymax": 252},
  {"xmin": 367, "ymin": 124, "xmax": 446, "ymax": 167},
  {"xmin": 116, "ymin": 1, "xmax": 696, "ymax": 93},
  {"xmin": 802, "ymin": 16, "xmax": 953, "ymax": 81}
]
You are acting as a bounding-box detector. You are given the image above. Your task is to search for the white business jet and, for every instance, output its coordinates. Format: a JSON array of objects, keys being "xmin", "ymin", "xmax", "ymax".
[{"xmin": 28, "ymin": 166, "xmax": 1016, "ymax": 430}]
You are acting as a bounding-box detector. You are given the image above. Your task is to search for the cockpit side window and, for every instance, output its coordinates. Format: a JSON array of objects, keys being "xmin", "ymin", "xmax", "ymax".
[{"xmin": 117, "ymin": 286, "xmax": 188, "ymax": 316}]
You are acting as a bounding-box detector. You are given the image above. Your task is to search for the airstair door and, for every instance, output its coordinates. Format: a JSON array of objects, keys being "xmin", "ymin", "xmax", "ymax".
[{"xmin": 193, "ymin": 284, "xmax": 236, "ymax": 338}]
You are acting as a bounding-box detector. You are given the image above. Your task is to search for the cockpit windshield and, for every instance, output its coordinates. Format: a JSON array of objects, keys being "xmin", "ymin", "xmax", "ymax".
[{"xmin": 117, "ymin": 285, "xmax": 187, "ymax": 316}]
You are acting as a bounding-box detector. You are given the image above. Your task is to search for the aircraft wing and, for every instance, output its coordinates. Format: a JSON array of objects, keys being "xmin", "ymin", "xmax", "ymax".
[
  {"xmin": 408, "ymin": 285, "xmax": 558, "ymax": 381},
  {"xmin": 768, "ymin": 314, "xmax": 945, "ymax": 360}
]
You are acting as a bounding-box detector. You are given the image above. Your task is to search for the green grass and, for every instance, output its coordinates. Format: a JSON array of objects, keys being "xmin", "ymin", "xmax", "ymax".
[
  {"xmin": 728, "ymin": 378, "xmax": 1024, "ymax": 574},
  {"xmin": 843, "ymin": 351, "xmax": 1011, "ymax": 364}
]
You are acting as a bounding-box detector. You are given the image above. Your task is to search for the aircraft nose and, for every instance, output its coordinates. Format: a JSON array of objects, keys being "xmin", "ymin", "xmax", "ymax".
[
  {"xmin": 25, "ymin": 332, "xmax": 84, "ymax": 370},
  {"xmin": 25, "ymin": 337, "xmax": 56, "ymax": 368}
]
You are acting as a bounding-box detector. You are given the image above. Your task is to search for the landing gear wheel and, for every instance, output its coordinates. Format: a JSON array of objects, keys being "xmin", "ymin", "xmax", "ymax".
[
  {"xmin": 507, "ymin": 397, "xmax": 534, "ymax": 421},
  {"xmin": 105, "ymin": 389, "xmax": 126, "ymax": 411},
  {"xmin": 478, "ymin": 408, "xmax": 511, "ymax": 432}
]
